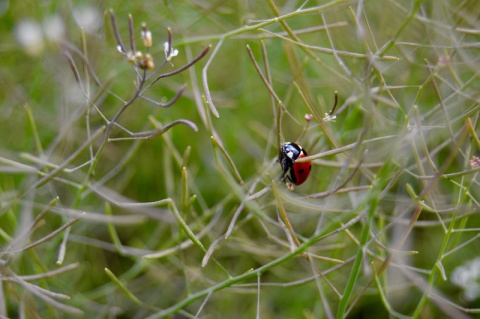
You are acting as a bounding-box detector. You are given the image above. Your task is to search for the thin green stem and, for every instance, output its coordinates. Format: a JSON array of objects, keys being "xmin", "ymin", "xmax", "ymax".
[{"xmin": 146, "ymin": 210, "xmax": 363, "ymax": 319}]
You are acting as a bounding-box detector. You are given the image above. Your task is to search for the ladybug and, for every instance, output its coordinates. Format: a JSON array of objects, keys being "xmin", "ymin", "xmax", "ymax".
[{"xmin": 279, "ymin": 142, "xmax": 312, "ymax": 185}]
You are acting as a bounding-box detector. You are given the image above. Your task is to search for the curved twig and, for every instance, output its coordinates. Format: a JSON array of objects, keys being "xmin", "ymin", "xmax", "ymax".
[
  {"xmin": 128, "ymin": 14, "xmax": 135, "ymax": 54},
  {"xmin": 140, "ymin": 84, "xmax": 187, "ymax": 108},
  {"xmin": 108, "ymin": 119, "xmax": 198, "ymax": 141},
  {"xmin": 109, "ymin": 10, "xmax": 126, "ymax": 54},
  {"xmin": 61, "ymin": 41, "xmax": 103, "ymax": 87},
  {"xmin": 141, "ymin": 45, "xmax": 211, "ymax": 95},
  {"xmin": 309, "ymin": 150, "xmax": 366, "ymax": 198}
]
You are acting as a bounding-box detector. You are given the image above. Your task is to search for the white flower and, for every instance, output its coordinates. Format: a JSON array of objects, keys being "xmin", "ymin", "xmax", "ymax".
[
  {"xmin": 323, "ymin": 113, "xmax": 337, "ymax": 122},
  {"xmin": 164, "ymin": 41, "xmax": 178, "ymax": 62},
  {"xmin": 126, "ymin": 50, "xmax": 142, "ymax": 64}
]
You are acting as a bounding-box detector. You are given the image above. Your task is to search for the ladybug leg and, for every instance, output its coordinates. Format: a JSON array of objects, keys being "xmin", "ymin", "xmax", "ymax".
[
  {"xmin": 279, "ymin": 169, "xmax": 292, "ymax": 183},
  {"xmin": 279, "ymin": 158, "xmax": 296, "ymax": 185},
  {"xmin": 279, "ymin": 158, "xmax": 290, "ymax": 181}
]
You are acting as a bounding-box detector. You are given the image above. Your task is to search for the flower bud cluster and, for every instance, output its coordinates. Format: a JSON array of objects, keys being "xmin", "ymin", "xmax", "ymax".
[{"xmin": 118, "ymin": 23, "xmax": 179, "ymax": 70}]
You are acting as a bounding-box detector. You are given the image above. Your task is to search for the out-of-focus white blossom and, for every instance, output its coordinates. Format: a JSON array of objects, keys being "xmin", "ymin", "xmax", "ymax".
[
  {"xmin": 452, "ymin": 257, "xmax": 480, "ymax": 301},
  {"xmin": 43, "ymin": 15, "xmax": 64, "ymax": 42},
  {"xmin": 15, "ymin": 19, "xmax": 44, "ymax": 56},
  {"xmin": 72, "ymin": 5, "xmax": 102, "ymax": 33}
]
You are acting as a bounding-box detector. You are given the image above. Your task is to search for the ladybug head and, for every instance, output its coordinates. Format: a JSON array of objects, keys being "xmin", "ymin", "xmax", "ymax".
[{"xmin": 280, "ymin": 142, "xmax": 302, "ymax": 163}]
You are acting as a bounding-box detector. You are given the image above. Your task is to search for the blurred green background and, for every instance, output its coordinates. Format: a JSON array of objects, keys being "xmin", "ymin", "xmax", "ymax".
[{"xmin": 1, "ymin": 0, "xmax": 480, "ymax": 318}]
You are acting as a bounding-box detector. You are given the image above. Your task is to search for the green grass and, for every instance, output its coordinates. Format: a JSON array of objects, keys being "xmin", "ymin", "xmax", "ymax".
[{"xmin": 1, "ymin": 0, "xmax": 480, "ymax": 318}]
